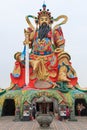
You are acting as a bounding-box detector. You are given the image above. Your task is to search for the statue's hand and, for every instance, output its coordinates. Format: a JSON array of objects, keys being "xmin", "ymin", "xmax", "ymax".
[{"xmin": 23, "ymin": 28, "xmax": 34, "ymax": 46}]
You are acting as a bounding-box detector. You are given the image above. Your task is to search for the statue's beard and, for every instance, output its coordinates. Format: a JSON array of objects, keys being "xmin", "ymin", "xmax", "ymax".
[{"xmin": 38, "ymin": 23, "xmax": 51, "ymax": 41}]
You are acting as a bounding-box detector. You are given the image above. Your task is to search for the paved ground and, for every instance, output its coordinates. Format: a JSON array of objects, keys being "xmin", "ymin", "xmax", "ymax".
[{"xmin": 0, "ymin": 116, "xmax": 87, "ymax": 130}]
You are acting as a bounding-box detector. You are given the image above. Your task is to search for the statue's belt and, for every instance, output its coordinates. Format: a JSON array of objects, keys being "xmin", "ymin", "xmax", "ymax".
[{"xmin": 34, "ymin": 51, "xmax": 52, "ymax": 55}]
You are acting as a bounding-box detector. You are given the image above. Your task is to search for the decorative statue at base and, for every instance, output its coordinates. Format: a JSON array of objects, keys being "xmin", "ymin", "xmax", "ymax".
[{"xmin": 10, "ymin": 4, "xmax": 79, "ymax": 91}]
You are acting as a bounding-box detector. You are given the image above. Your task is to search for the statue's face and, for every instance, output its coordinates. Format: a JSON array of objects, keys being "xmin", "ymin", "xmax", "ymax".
[{"xmin": 39, "ymin": 16, "xmax": 50, "ymax": 26}]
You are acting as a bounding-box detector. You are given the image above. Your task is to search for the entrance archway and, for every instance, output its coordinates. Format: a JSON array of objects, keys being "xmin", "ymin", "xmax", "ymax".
[
  {"xmin": 75, "ymin": 98, "xmax": 87, "ymax": 116},
  {"xmin": 2, "ymin": 99, "xmax": 15, "ymax": 116}
]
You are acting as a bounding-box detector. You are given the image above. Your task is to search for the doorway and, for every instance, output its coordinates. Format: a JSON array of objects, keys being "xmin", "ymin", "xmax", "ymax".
[
  {"xmin": 75, "ymin": 98, "xmax": 87, "ymax": 116},
  {"xmin": 36, "ymin": 102, "xmax": 53, "ymax": 114},
  {"xmin": 2, "ymin": 99, "xmax": 15, "ymax": 116}
]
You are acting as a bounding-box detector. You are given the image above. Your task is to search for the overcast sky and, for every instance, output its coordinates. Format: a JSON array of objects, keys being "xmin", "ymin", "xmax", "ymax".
[{"xmin": 0, "ymin": 0, "xmax": 87, "ymax": 89}]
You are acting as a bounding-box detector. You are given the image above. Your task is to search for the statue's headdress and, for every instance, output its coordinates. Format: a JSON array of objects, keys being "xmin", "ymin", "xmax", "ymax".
[
  {"xmin": 25, "ymin": 3, "xmax": 68, "ymax": 30},
  {"xmin": 36, "ymin": 4, "xmax": 53, "ymax": 24}
]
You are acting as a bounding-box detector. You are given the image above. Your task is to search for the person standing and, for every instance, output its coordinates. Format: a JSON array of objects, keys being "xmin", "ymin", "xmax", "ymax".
[
  {"xmin": 66, "ymin": 106, "xmax": 70, "ymax": 119},
  {"xmin": 59, "ymin": 107, "xmax": 66, "ymax": 121},
  {"xmin": 32, "ymin": 104, "xmax": 36, "ymax": 119},
  {"xmin": 77, "ymin": 103, "xmax": 81, "ymax": 116}
]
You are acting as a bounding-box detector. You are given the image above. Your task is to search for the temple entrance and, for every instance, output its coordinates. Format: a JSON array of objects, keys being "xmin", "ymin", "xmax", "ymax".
[
  {"xmin": 35, "ymin": 96, "xmax": 54, "ymax": 114},
  {"xmin": 2, "ymin": 99, "xmax": 15, "ymax": 116},
  {"xmin": 75, "ymin": 98, "xmax": 87, "ymax": 116},
  {"xmin": 36, "ymin": 102, "xmax": 53, "ymax": 114},
  {"xmin": 35, "ymin": 96, "xmax": 54, "ymax": 127}
]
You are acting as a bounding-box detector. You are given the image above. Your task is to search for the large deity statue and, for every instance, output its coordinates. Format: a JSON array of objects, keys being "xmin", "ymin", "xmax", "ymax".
[{"xmin": 10, "ymin": 4, "xmax": 78, "ymax": 91}]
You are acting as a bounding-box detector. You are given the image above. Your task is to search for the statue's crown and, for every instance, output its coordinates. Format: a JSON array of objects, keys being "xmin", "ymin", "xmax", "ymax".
[{"xmin": 37, "ymin": 4, "xmax": 52, "ymax": 20}]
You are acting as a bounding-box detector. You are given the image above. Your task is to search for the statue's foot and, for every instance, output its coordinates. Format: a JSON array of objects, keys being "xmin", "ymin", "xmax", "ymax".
[
  {"xmin": 67, "ymin": 83, "xmax": 74, "ymax": 88},
  {"xmin": 63, "ymin": 77, "xmax": 70, "ymax": 82},
  {"xmin": 58, "ymin": 76, "xmax": 70, "ymax": 82}
]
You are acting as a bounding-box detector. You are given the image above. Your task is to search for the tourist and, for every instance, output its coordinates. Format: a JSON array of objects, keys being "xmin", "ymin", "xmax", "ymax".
[
  {"xmin": 59, "ymin": 108, "xmax": 66, "ymax": 121},
  {"xmin": 29, "ymin": 105, "xmax": 33, "ymax": 120},
  {"xmin": 76, "ymin": 103, "xmax": 83, "ymax": 116},
  {"xmin": 32, "ymin": 104, "xmax": 36, "ymax": 119},
  {"xmin": 66, "ymin": 106, "xmax": 70, "ymax": 119}
]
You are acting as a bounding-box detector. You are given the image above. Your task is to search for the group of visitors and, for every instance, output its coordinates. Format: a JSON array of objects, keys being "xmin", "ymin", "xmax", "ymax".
[
  {"xmin": 59, "ymin": 106, "xmax": 70, "ymax": 121},
  {"xmin": 23, "ymin": 104, "xmax": 36, "ymax": 120}
]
